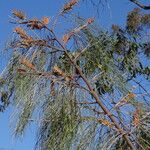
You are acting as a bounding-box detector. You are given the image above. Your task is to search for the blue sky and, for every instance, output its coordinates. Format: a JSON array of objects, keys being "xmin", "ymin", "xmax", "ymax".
[{"xmin": 0, "ymin": 0, "xmax": 143, "ymax": 150}]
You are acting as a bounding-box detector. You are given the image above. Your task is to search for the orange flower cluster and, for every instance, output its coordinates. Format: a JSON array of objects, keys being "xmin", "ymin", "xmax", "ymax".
[
  {"xmin": 62, "ymin": 18, "xmax": 94, "ymax": 44},
  {"xmin": 42, "ymin": 17, "xmax": 50, "ymax": 25},
  {"xmin": 98, "ymin": 119, "xmax": 114, "ymax": 128},
  {"xmin": 115, "ymin": 92, "xmax": 136, "ymax": 108},
  {"xmin": 14, "ymin": 27, "xmax": 33, "ymax": 48},
  {"xmin": 128, "ymin": 93, "xmax": 136, "ymax": 99},
  {"xmin": 63, "ymin": 0, "xmax": 78, "ymax": 12},
  {"xmin": 12, "ymin": 9, "xmax": 26, "ymax": 20},
  {"xmin": 20, "ymin": 58, "xmax": 36, "ymax": 70},
  {"xmin": 133, "ymin": 108, "xmax": 140, "ymax": 126},
  {"xmin": 12, "ymin": 9, "xmax": 50, "ymax": 31},
  {"xmin": 53, "ymin": 66, "xmax": 73, "ymax": 82},
  {"xmin": 14, "ymin": 27, "xmax": 28, "ymax": 39},
  {"xmin": 62, "ymin": 32, "xmax": 74, "ymax": 44}
]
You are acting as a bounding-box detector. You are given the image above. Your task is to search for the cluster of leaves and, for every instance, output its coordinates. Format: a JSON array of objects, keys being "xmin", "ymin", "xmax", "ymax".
[{"xmin": 111, "ymin": 8, "xmax": 150, "ymax": 81}]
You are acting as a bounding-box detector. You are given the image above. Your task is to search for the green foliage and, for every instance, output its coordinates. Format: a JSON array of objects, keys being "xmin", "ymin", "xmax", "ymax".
[
  {"xmin": 112, "ymin": 8, "xmax": 150, "ymax": 80},
  {"xmin": 37, "ymin": 88, "xmax": 81, "ymax": 150},
  {"xmin": 0, "ymin": 5, "xmax": 149, "ymax": 150},
  {"xmin": 126, "ymin": 8, "xmax": 142, "ymax": 34},
  {"xmin": 0, "ymin": 91, "xmax": 9, "ymax": 112}
]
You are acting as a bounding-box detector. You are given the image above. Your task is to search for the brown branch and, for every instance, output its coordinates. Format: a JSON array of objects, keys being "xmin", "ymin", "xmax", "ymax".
[
  {"xmin": 74, "ymin": 64, "xmax": 135, "ymax": 150},
  {"xmin": 17, "ymin": 18, "xmax": 135, "ymax": 148},
  {"xmin": 130, "ymin": 0, "xmax": 150, "ymax": 10},
  {"xmin": 48, "ymin": 29, "xmax": 136, "ymax": 150}
]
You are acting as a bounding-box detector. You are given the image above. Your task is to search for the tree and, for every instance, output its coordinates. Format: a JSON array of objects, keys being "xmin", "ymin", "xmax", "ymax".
[{"xmin": 0, "ymin": 0, "xmax": 149, "ymax": 149}]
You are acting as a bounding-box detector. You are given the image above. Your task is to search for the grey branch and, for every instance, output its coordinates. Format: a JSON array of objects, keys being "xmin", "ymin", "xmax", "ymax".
[{"xmin": 130, "ymin": 0, "xmax": 150, "ymax": 10}]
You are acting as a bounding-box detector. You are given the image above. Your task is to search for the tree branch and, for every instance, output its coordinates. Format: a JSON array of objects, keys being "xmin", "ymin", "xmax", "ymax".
[
  {"xmin": 129, "ymin": 0, "xmax": 150, "ymax": 10},
  {"xmin": 48, "ymin": 29, "xmax": 136, "ymax": 150}
]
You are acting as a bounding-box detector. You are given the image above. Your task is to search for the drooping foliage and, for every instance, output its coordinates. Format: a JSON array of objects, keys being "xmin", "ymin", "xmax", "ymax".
[{"xmin": 0, "ymin": 1, "xmax": 150, "ymax": 149}]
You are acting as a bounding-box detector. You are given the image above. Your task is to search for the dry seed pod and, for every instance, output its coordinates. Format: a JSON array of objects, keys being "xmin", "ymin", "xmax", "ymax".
[
  {"xmin": 20, "ymin": 58, "xmax": 36, "ymax": 70},
  {"xmin": 63, "ymin": 0, "xmax": 78, "ymax": 12},
  {"xmin": 62, "ymin": 33, "xmax": 73, "ymax": 44},
  {"xmin": 133, "ymin": 108, "xmax": 140, "ymax": 126},
  {"xmin": 14, "ymin": 27, "xmax": 28, "ymax": 39},
  {"xmin": 128, "ymin": 93, "xmax": 136, "ymax": 99},
  {"xmin": 12, "ymin": 9, "xmax": 26, "ymax": 20},
  {"xmin": 53, "ymin": 66, "xmax": 73, "ymax": 82},
  {"xmin": 62, "ymin": 18, "xmax": 94, "ymax": 44},
  {"xmin": 99, "ymin": 119, "xmax": 114, "ymax": 128},
  {"xmin": 115, "ymin": 92, "xmax": 136, "ymax": 108},
  {"xmin": 42, "ymin": 17, "xmax": 50, "ymax": 25}
]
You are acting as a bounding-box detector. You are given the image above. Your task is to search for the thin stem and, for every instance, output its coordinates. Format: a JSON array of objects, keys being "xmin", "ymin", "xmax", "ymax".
[{"xmin": 129, "ymin": 0, "xmax": 150, "ymax": 10}]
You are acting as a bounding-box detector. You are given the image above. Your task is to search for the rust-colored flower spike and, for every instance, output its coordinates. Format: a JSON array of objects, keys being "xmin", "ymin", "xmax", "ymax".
[
  {"xmin": 12, "ymin": 9, "xmax": 26, "ymax": 20},
  {"xmin": 98, "ymin": 119, "xmax": 114, "ymax": 128},
  {"xmin": 63, "ymin": 0, "xmax": 78, "ymax": 12},
  {"xmin": 128, "ymin": 92, "xmax": 136, "ymax": 99},
  {"xmin": 62, "ymin": 32, "xmax": 74, "ymax": 44},
  {"xmin": 42, "ymin": 17, "xmax": 50, "ymax": 25},
  {"xmin": 14, "ymin": 27, "xmax": 28, "ymax": 39},
  {"xmin": 133, "ymin": 108, "xmax": 140, "ymax": 126},
  {"xmin": 53, "ymin": 66, "xmax": 73, "ymax": 82},
  {"xmin": 70, "ymin": 0, "xmax": 78, "ymax": 5},
  {"xmin": 114, "ymin": 92, "xmax": 136, "ymax": 108},
  {"xmin": 20, "ymin": 58, "xmax": 36, "ymax": 70}
]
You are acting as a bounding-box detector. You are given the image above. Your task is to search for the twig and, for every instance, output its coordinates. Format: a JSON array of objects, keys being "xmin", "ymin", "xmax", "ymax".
[{"xmin": 130, "ymin": 0, "xmax": 150, "ymax": 10}]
